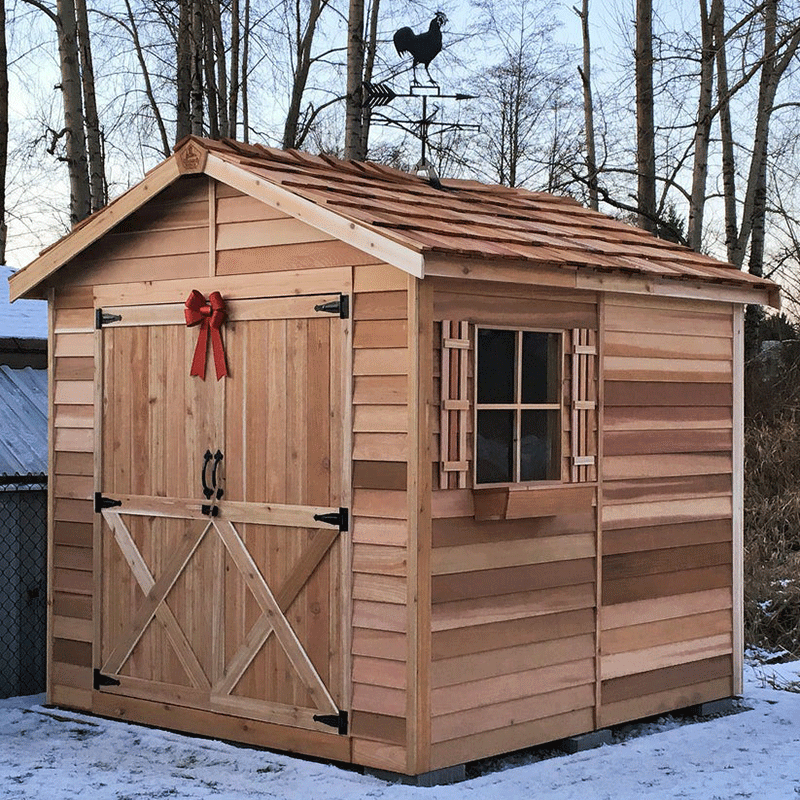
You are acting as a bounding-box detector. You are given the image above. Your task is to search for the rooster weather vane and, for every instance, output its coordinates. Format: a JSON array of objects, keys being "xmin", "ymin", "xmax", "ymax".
[
  {"xmin": 393, "ymin": 11, "xmax": 447, "ymax": 87},
  {"xmin": 364, "ymin": 11, "xmax": 478, "ymax": 187}
]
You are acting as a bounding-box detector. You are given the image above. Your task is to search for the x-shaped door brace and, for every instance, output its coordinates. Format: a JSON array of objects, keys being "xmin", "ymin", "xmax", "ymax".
[{"xmin": 100, "ymin": 508, "xmax": 340, "ymax": 717}]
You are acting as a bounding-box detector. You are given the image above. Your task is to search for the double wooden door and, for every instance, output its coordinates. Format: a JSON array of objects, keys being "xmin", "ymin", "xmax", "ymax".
[{"xmin": 94, "ymin": 293, "xmax": 350, "ymax": 735}]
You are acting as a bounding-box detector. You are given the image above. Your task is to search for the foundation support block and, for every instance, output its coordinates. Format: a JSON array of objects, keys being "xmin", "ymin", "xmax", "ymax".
[
  {"xmin": 365, "ymin": 764, "xmax": 466, "ymax": 786},
  {"xmin": 560, "ymin": 728, "xmax": 613, "ymax": 754},
  {"xmin": 694, "ymin": 697, "xmax": 738, "ymax": 717}
]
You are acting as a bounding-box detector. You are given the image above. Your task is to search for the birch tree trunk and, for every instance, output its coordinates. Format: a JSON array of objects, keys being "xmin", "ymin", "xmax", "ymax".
[
  {"xmin": 282, "ymin": 0, "xmax": 327, "ymax": 149},
  {"xmin": 634, "ymin": 0, "xmax": 656, "ymax": 233},
  {"xmin": 190, "ymin": 0, "xmax": 204, "ymax": 135},
  {"xmin": 176, "ymin": 0, "xmax": 192, "ymax": 141},
  {"xmin": 75, "ymin": 0, "xmax": 105, "ymax": 212},
  {"xmin": 687, "ymin": 0, "xmax": 720, "ymax": 252},
  {"xmin": 577, "ymin": 0, "xmax": 598, "ymax": 210},
  {"xmin": 344, "ymin": 0, "xmax": 365, "ymax": 160},
  {"xmin": 714, "ymin": 1, "xmax": 738, "ymax": 264},
  {"xmin": 241, "ymin": 0, "xmax": 250, "ymax": 142},
  {"xmin": 355, "ymin": 0, "xmax": 381, "ymax": 160},
  {"xmin": 56, "ymin": 0, "xmax": 91, "ymax": 224},
  {"xmin": 229, "ymin": 0, "xmax": 240, "ymax": 139},
  {"xmin": 732, "ymin": 1, "xmax": 800, "ymax": 275}
]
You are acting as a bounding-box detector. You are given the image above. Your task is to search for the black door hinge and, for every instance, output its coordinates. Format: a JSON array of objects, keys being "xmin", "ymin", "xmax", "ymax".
[
  {"xmin": 93, "ymin": 669, "xmax": 121, "ymax": 690},
  {"xmin": 313, "ymin": 508, "xmax": 349, "ymax": 532},
  {"xmin": 314, "ymin": 294, "xmax": 349, "ymax": 319},
  {"xmin": 95, "ymin": 493, "xmax": 122, "ymax": 513},
  {"xmin": 313, "ymin": 709, "xmax": 348, "ymax": 735},
  {"xmin": 95, "ymin": 309, "xmax": 123, "ymax": 328}
]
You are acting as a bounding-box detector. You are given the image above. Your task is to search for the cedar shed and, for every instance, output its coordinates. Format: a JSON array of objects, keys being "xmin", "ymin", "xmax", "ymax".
[{"xmin": 10, "ymin": 137, "xmax": 778, "ymax": 781}]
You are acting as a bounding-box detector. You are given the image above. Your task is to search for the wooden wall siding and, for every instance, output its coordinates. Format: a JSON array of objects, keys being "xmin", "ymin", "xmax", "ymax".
[
  {"xmin": 600, "ymin": 295, "xmax": 735, "ymax": 727},
  {"xmin": 428, "ymin": 510, "xmax": 597, "ymax": 767},
  {"xmin": 424, "ymin": 283, "xmax": 601, "ymax": 767},
  {"xmin": 214, "ymin": 185, "xmax": 379, "ymax": 276},
  {"xmin": 50, "ymin": 286, "xmax": 95, "ymax": 708},
  {"xmin": 60, "ymin": 177, "xmax": 210, "ymax": 288},
  {"xmin": 349, "ymin": 270, "xmax": 411, "ymax": 759}
]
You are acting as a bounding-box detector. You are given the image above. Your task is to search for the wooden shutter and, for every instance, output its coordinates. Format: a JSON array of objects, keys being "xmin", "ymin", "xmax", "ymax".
[
  {"xmin": 571, "ymin": 328, "xmax": 597, "ymax": 482},
  {"xmin": 439, "ymin": 320, "xmax": 471, "ymax": 489}
]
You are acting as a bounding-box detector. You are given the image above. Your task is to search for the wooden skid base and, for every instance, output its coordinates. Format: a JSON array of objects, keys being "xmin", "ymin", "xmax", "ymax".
[{"xmin": 90, "ymin": 691, "xmax": 351, "ymax": 764}]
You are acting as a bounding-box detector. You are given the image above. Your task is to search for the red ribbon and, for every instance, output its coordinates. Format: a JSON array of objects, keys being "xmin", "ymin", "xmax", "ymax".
[{"xmin": 184, "ymin": 289, "xmax": 229, "ymax": 380}]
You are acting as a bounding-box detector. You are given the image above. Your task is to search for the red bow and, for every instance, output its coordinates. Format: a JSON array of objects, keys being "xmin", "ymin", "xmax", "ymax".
[{"xmin": 184, "ymin": 289, "xmax": 229, "ymax": 380}]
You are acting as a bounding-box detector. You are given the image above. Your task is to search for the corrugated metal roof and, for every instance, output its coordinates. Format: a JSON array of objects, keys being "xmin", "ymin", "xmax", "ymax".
[
  {"xmin": 0, "ymin": 267, "xmax": 47, "ymax": 338},
  {"xmin": 0, "ymin": 366, "xmax": 47, "ymax": 475}
]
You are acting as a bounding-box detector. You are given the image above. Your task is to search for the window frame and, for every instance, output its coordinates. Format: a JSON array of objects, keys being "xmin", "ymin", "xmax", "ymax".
[{"xmin": 473, "ymin": 325, "xmax": 564, "ymax": 487}]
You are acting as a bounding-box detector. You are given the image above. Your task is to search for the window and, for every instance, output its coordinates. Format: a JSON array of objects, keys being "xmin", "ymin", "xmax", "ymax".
[{"xmin": 475, "ymin": 328, "xmax": 561, "ymax": 484}]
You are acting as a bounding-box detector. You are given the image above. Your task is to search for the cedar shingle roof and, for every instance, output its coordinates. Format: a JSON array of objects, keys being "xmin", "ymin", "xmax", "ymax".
[
  {"xmin": 198, "ymin": 137, "xmax": 773, "ymax": 294},
  {"xmin": 9, "ymin": 135, "xmax": 779, "ymax": 304}
]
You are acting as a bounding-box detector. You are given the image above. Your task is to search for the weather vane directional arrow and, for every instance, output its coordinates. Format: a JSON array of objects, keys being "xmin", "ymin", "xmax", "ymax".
[
  {"xmin": 362, "ymin": 81, "xmax": 479, "ymax": 187},
  {"xmin": 363, "ymin": 81, "xmax": 476, "ymax": 108}
]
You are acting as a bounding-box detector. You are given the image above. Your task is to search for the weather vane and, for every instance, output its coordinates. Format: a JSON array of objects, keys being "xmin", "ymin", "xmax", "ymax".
[{"xmin": 364, "ymin": 11, "xmax": 478, "ymax": 186}]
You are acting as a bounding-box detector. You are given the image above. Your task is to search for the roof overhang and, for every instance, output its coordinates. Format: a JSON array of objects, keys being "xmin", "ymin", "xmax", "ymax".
[
  {"xmin": 9, "ymin": 141, "xmax": 426, "ymax": 302},
  {"xmin": 424, "ymin": 253, "xmax": 781, "ymax": 308},
  {"xmin": 10, "ymin": 155, "xmax": 183, "ymax": 301}
]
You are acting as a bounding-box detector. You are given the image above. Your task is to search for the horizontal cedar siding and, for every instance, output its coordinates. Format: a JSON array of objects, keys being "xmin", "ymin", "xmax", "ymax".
[
  {"xmin": 64, "ymin": 177, "xmax": 210, "ymax": 287},
  {"xmin": 600, "ymin": 295, "xmax": 734, "ymax": 722},
  {"xmin": 50, "ymin": 288, "xmax": 95, "ymax": 708},
  {"xmin": 350, "ymin": 270, "xmax": 410, "ymax": 757},
  {"xmin": 429, "ymin": 513, "xmax": 597, "ymax": 760},
  {"xmin": 427, "ymin": 283, "xmax": 599, "ymax": 766}
]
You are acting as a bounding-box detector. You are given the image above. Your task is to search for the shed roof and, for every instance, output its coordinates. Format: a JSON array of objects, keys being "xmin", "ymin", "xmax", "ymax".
[
  {"xmin": 0, "ymin": 365, "xmax": 47, "ymax": 476},
  {"xmin": 9, "ymin": 136, "xmax": 779, "ymax": 307},
  {"xmin": 0, "ymin": 267, "xmax": 47, "ymax": 338}
]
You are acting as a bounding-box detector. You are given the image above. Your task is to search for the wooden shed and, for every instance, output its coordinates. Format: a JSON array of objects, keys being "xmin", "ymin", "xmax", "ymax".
[{"xmin": 9, "ymin": 136, "xmax": 779, "ymax": 780}]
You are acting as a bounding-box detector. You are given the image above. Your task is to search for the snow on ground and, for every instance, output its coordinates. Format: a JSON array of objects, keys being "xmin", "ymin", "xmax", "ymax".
[{"xmin": 0, "ymin": 661, "xmax": 798, "ymax": 799}]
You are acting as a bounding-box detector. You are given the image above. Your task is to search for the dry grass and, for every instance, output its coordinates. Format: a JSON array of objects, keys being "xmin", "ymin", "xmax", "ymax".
[{"xmin": 744, "ymin": 328, "xmax": 800, "ymax": 658}]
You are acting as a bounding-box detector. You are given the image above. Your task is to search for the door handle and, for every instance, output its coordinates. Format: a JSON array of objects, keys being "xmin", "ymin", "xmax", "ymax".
[
  {"xmin": 201, "ymin": 449, "xmax": 214, "ymax": 499},
  {"xmin": 212, "ymin": 450, "xmax": 224, "ymax": 499}
]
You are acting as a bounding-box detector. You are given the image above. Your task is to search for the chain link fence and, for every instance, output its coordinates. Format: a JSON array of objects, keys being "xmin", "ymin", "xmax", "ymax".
[{"xmin": 0, "ymin": 473, "xmax": 47, "ymax": 699}]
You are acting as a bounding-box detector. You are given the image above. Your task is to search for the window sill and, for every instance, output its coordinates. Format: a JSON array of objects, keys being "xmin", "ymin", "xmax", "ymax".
[{"xmin": 473, "ymin": 484, "xmax": 596, "ymax": 521}]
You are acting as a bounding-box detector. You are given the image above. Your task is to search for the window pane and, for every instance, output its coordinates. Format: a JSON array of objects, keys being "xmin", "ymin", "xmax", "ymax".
[
  {"xmin": 477, "ymin": 328, "xmax": 516, "ymax": 404},
  {"xmin": 520, "ymin": 410, "xmax": 559, "ymax": 481},
  {"xmin": 476, "ymin": 410, "xmax": 514, "ymax": 483},
  {"xmin": 521, "ymin": 332, "xmax": 559, "ymax": 404}
]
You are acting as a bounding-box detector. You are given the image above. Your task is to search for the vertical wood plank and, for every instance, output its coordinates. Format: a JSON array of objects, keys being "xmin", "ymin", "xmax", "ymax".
[
  {"xmin": 407, "ymin": 277, "xmax": 433, "ymax": 774},
  {"xmin": 48, "ymin": 290, "xmax": 58, "ymax": 702},
  {"xmin": 732, "ymin": 304, "xmax": 744, "ymax": 696},
  {"xmin": 208, "ymin": 178, "xmax": 217, "ymax": 277},
  {"xmin": 595, "ymin": 299, "xmax": 606, "ymax": 726},
  {"xmin": 338, "ymin": 282, "xmax": 354, "ymax": 714}
]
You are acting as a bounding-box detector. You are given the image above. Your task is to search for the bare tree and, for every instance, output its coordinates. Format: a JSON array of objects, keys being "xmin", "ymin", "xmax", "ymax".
[
  {"xmin": 635, "ymin": 0, "xmax": 657, "ymax": 233},
  {"xmin": 75, "ymin": 0, "xmax": 105, "ymax": 211},
  {"xmin": 0, "ymin": 0, "xmax": 7, "ymax": 263},
  {"xmin": 687, "ymin": 0, "xmax": 721, "ymax": 251},
  {"xmin": 282, "ymin": 0, "xmax": 332, "ymax": 149},
  {"xmin": 575, "ymin": 0, "xmax": 598, "ymax": 210}
]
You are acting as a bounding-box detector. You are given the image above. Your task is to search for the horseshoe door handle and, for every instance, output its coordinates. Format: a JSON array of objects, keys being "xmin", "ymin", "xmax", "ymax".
[
  {"xmin": 201, "ymin": 449, "xmax": 214, "ymax": 499},
  {"xmin": 211, "ymin": 450, "xmax": 224, "ymax": 499}
]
